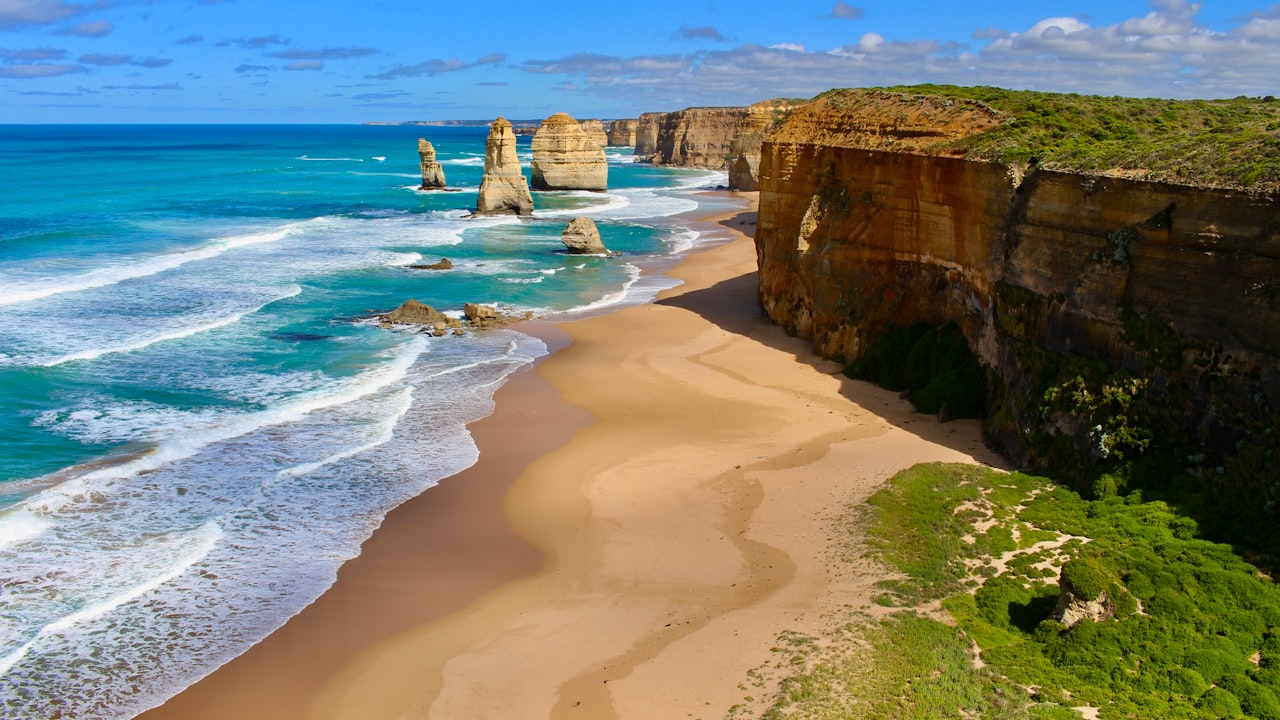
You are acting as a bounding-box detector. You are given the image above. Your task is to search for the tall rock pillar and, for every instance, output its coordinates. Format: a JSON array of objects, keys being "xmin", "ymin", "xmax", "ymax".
[
  {"xmin": 418, "ymin": 138, "xmax": 446, "ymax": 189},
  {"xmin": 475, "ymin": 117, "xmax": 534, "ymax": 215}
]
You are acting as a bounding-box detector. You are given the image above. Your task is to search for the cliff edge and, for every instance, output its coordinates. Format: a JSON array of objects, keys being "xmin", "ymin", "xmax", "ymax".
[{"xmin": 757, "ymin": 87, "xmax": 1280, "ymax": 545}]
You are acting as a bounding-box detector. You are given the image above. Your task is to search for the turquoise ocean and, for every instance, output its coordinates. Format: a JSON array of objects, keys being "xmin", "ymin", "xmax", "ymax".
[{"xmin": 0, "ymin": 124, "xmax": 738, "ymax": 718}]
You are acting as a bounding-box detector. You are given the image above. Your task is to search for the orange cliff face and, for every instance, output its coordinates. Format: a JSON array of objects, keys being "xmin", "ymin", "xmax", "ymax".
[{"xmin": 756, "ymin": 89, "xmax": 1280, "ymax": 527}]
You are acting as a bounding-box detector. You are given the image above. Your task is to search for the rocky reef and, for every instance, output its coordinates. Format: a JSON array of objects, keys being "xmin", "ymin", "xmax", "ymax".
[
  {"xmin": 605, "ymin": 119, "xmax": 637, "ymax": 147},
  {"xmin": 530, "ymin": 113, "xmax": 608, "ymax": 191},
  {"xmin": 475, "ymin": 117, "xmax": 534, "ymax": 215},
  {"xmin": 755, "ymin": 88, "xmax": 1280, "ymax": 543},
  {"xmin": 417, "ymin": 138, "xmax": 446, "ymax": 189}
]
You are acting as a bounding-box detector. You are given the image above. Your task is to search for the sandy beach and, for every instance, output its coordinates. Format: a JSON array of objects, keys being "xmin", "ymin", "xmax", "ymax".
[{"xmin": 142, "ymin": 192, "xmax": 1004, "ymax": 719}]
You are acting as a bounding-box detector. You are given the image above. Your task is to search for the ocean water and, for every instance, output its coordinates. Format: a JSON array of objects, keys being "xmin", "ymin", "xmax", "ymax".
[{"xmin": 0, "ymin": 124, "xmax": 739, "ymax": 718}]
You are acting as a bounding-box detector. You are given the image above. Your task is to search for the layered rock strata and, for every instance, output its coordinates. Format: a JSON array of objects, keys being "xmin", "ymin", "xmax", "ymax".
[
  {"xmin": 417, "ymin": 138, "xmax": 446, "ymax": 189},
  {"xmin": 605, "ymin": 119, "xmax": 637, "ymax": 147},
  {"xmin": 756, "ymin": 89, "xmax": 1280, "ymax": 529},
  {"xmin": 530, "ymin": 113, "xmax": 608, "ymax": 191},
  {"xmin": 578, "ymin": 118, "xmax": 608, "ymax": 148},
  {"xmin": 649, "ymin": 106, "xmax": 749, "ymax": 169},
  {"xmin": 475, "ymin": 117, "xmax": 534, "ymax": 215},
  {"xmin": 561, "ymin": 216, "xmax": 609, "ymax": 254},
  {"xmin": 727, "ymin": 99, "xmax": 799, "ymax": 191},
  {"xmin": 633, "ymin": 112, "xmax": 666, "ymax": 162}
]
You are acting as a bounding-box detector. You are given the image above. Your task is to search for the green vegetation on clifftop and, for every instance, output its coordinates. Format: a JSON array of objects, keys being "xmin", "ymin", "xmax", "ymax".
[
  {"xmin": 832, "ymin": 85, "xmax": 1280, "ymax": 190},
  {"xmin": 750, "ymin": 463, "xmax": 1280, "ymax": 720}
]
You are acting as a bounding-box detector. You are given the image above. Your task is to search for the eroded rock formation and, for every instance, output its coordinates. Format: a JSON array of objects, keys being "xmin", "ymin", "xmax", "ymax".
[
  {"xmin": 475, "ymin": 117, "xmax": 534, "ymax": 215},
  {"xmin": 530, "ymin": 113, "xmax": 608, "ymax": 191},
  {"xmin": 633, "ymin": 112, "xmax": 666, "ymax": 162},
  {"xmin": 417, "ymin": 138, "xmax": 446, "ymax": 189},
  {"xmin": 605, "ymin": 119, "xmax": 637, "ymax": 147},
  {"xmin": 579, "ymin": 118, "xmax": 608, "ymax": 148},
  {"xmin": 561, "ymin": 216, "xmax": 609, "ymax": 255},
  {"xmin": 727, "ymin": 99, "xmax": 799, "ymax": 191},
  {"xmin": 649, "ymin": 106, "xmax": 749, "ymax": 169},
  {"xmin": 755, "ymin": 89, "xmax": 1280, "ymax": 531}
]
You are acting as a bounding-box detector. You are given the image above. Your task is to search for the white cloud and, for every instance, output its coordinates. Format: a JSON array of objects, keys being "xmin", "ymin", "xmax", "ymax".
[
  {"xmin": 0, "ymin": 0, "xmax": 83, "ymax": 28},
  {"xmin": 520, "ymin": 0, "xmax": 1280, "ymax": 108}
]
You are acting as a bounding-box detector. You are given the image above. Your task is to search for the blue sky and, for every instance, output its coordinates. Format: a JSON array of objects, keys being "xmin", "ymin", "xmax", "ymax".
[{"xmin": 2, "ymin": 0, "xmax": 1279, "ymax": 122}]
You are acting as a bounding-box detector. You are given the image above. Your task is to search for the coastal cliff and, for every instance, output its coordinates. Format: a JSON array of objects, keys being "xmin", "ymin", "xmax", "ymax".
[
  {"xmin": 756, "ymin": 88, "xmax": 1280, "ymax": 541},
  {"xmin": 605, "ymin": 119, "xmax": 637, "ymax": 147},
  {"xmin": 633, "ymin": 112, "xmax": 666, "ymax": 161},
  {"xmin": 631, "ymin": 101, "xmax": 796, "ymax": 189}
]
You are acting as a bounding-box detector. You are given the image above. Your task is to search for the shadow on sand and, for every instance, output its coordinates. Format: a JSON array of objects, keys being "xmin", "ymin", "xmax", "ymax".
[{"xmin": 658, "ymin": 210, "xmax": 1007, "ymax": 467}]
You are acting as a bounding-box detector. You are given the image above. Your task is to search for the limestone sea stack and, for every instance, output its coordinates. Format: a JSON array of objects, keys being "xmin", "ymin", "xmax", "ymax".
[
  {"xmin": 475, "ymin": 117, "xmax": 534, "ymax": 216},
  {"xmin": 579, "ymin": 118, "xmax": 609, "ymax": 148},
  {"xmin": 561, "ymin": 216, "xmax": 609, "ymax": 254},
  {"xmin": 605, "ymin": 119, "xmax": 637, "ymax": 147},
  {"xmin": 633, "ymin": 112, "xmax": 666, "ymax": 161},
  {"xmin": 530, "ymin": 113, "xmax": 608, "ymax": 191},
  {"xmin": 417, "ymin": 138, "xmax": 446, "ymax": 189}
]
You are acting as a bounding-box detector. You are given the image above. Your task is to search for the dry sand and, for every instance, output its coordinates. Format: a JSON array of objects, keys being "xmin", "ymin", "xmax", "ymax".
[{"xmin": 142, "ymin": 193, "xmax": 1005, "ymax": 720}]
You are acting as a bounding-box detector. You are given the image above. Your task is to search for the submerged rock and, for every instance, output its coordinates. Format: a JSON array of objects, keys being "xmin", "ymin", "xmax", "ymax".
[
  {"xmin": 561, "ymin": 216, "xmax": 610, "ymax": 255},
  {"xmin": 475, "ymin": 117, "xmax": 534, "ymax": 215},
  {"xmin": 530, "ymin": 113, "xmax": 608, "ymax": 191},
  {"xmin": 418, "ymin": 138, "xmax": 446, "ymax": 189}
]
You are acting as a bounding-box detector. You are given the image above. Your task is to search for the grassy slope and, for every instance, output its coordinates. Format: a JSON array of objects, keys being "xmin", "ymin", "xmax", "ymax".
[
  {"xmin": 749, "ymin": 463, "xmax": 1280, "ymax": 720},
  {"xmin": 825, "ymin": 85, "xmax": 1280, "ymax": 190}
]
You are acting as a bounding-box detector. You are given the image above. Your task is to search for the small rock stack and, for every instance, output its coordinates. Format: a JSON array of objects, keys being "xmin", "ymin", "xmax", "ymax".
[
  {"xmin": 475, "ymin": 117, "xmax": 534, "ymax": 215},
  {"xmin": 417, "ymin": 138, "xmax": 446, "ymax": 189}
]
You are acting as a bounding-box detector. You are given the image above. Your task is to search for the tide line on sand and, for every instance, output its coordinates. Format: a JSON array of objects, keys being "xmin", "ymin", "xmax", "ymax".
[{"xmin": 141, "ymin": 191, "xmax": 1004, "ymax": 720}]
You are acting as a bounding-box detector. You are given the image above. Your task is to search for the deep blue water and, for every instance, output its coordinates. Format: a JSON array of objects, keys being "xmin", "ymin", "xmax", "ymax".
[{"xmin": 0, "ymin": 124, "xmax": 738, "ymax": 718}]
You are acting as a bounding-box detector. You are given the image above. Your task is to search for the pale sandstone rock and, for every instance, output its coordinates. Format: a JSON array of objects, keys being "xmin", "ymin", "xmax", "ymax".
[
  {"xmin": 530, "ymin": 113, "xmax": 608, "ymax": 191},
  {"xmin": 561, "ymin": 216, "xmax": 609, "ymax": 255},
  {"xmin": 633, "ymin": 112, "xmax": 666, "ymax": 162},
  {"xmin": 475, "ymin": 117, "xmax": 534, "ymax": 215},
  {"xmin": 579, "ymin": 118, "xmax": 608, "ymax": 148},
  {"xmin": 384, "ymin": 299, "xmax": 449, "ymax": 326},
  {"xmin": 605, "ymin": 119, "xmax": 637, "ymax": 147},
  {"xmin": 417, "ymin": 138, "xmax": 446, "ymax": 189},
  {"xmin": 727, "ymin": 99, "xmax": 799, "ymax": 191}
]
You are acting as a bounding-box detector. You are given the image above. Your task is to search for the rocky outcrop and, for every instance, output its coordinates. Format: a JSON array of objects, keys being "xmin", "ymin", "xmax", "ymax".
[
  {"xmin": 530, "ymin": 113, "xmax": 608, "ymax": 191},
  {"xmin": 417, "ymin": 138, "xmax": 446, "ymax": 189},
  {"xmin": 464, "ymin": 303, "xmax": 533, "ymax": 328},
  {"xmin": 756, "ymin": 89, "xmax": 1280, "ymax": 534},
  {"xmin": 579, "ymin": 118, "xmax": 608, "ymax": 148},
  {"xmin": 561, "ymin": 216, "xmax": 609, "ymax": 254},
  {"xmin": 410, "ymin": 257, "xmax": 452, "ymax": 270},
  {"xmin": 633, "ymin": 112, "xmax": 666, "ymax": 162},
  {"xmin": 475, "ymin": 117, "xmax": 534, "ymax": 215},
  {"xmin": 727, "ymin": 99, "xmax": 799, "ymax": 190},
  {"xmin": 606, "ymin": 119, "xmax": 637, "ymax": 147}
]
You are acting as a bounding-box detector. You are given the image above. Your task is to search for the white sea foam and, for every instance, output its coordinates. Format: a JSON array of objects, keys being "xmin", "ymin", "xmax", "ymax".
[
  {"xmin": 275, "ymin": 387, "xmax": 412, "ymax": 480},
  {"xmin": 0, "ymin": 521, "xmax": 222, "ymax": 679},
  {"xmin": 0, "ymin": 220, "xmax": 319, "ymax": 307},
  {"xmin": 442, "ymin": 157, "xmax": 484, "ymax": 166},
  {"xmin": 0, "ymin": 509, "xmax": 52, "ymax": 552},
  {"xmin": 38, "ymin": 285, "xmax": 303, "ymax": 368},
  {"xmin": 24, "ymin": 336, "xmax": 429, "ymax": 514},
  {"xmin": 372, "ymin": 156, "xmax": 386, "ymax": 162}
]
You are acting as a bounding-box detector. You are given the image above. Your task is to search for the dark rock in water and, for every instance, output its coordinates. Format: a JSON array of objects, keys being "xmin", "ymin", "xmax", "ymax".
[
  {"xmin": 410, "ymin": 257, "xmax": 453, "ymax": 270},
  {"xmin": 561, "ymin": 216, "xmax": 610, "ymax": 255},
  {"xmin": 384, "ymin": 298, "xmax": 449, "ymax": 326}
]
